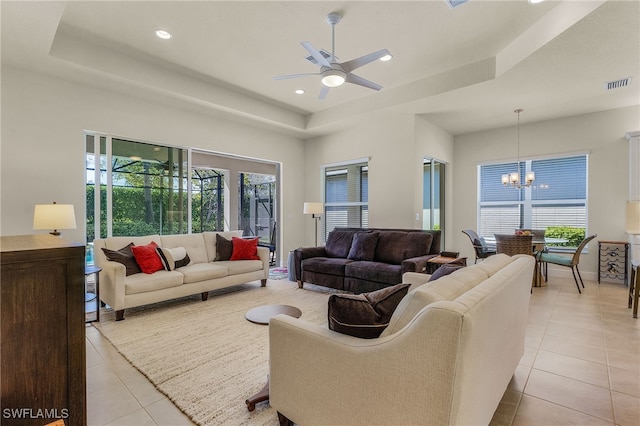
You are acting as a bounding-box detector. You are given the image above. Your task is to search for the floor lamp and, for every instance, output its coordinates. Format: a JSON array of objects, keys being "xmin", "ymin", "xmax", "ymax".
[{"xmin": 303, "ymin": 202, "xmax": 323, "ymax": 246}]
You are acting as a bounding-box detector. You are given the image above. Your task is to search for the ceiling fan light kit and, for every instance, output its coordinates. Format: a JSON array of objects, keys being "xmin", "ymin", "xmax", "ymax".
[
  {"xmin": 274, "ymin": 11, "xmax": 391, "ymax": 98},
  {"xmin": 321, "ymin": 68, "xmax": 346, "ymax": 87}
]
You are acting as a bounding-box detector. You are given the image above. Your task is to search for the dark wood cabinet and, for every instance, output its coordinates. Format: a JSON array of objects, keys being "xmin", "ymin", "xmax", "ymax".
[{"xmin": 1, "ymin": 235, "xmax": 86, "ymax": 426}]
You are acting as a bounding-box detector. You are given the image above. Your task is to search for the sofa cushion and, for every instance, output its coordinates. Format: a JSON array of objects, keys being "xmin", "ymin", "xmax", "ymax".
[
  {"xmin": 403, "ymin": 232, "xmax": 433, "ymax": 259},
  {"xmin": 159, "ymin": 233, "xmax": 208, "ymax": 265},
  {"xmin": 429, "ymin": 264, "xmax": 463, "ymax": 282},
  {"xmin": 101, "ymin": 243, "xmax": 141, "ymax": 276},
  {"xmin": 302, "ymin": 257, "xmax": 353, "ymax": 277},
  {"xmin": 325, "ymin": 230, "xmax": 357, "ymax": 258},
  {"xmin": 131, "ymin": 242, "xmax": 164, "ymax": 274},
  {"xmin": 473, "ymin": 253, "xmax": 513, "ymax": 277},
  {"xmin": 217, "ymin": 259, "xmax": 264, "ymax": 275},
  {"xmin": 381, "ymin": 265, "xmax": 491, "ymax": 337},
  {"xmin": 178, "ymin": 263, "xmax": 228, "ymax": 284},
  {"xmin": 345, "ymin": 261, "xmax": 402, "ymax": 285},
  {"xmin": 231, "ymin": 237, "xmax": 260, "ymax": 260},
  {"xmin": 124, "ymin": 270, "xmax": 184, "ymax": 295},
  {"xmin": 347, "ymin": 231, "xmax": 379, "ymax": 261},
  {"xmin": 374, "ymin": 231, "xmax": 407, "ymax": 264},
  {"xmin": 214, "ymin": 234, "xmax": 234, "ymax": 261},
  {"xmin": 328, "ymin": 283, "xmax": 410, "ymax": 339}
]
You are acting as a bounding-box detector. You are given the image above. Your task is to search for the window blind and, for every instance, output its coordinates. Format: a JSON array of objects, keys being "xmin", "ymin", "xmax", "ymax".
[
  {"xmin": 478, "ymin": 154, "xmax": 587, "ymax": 244},
  {"xmin": 324, "ymin": 162, "xmax": 368, "ymax": 239}
]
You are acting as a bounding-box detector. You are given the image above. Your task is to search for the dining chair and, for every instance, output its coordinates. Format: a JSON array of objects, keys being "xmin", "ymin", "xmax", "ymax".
[
  {"xmin": 516, "ymin": 228, "xmax": 547, "ymax": 276},
  {"xmin": 538, "ymin": 234, "xmax": 597, "ymax": 294},
  {"xmin": 495, "ymin": 234, "xmax": 533, "ymax": 256},
  {"xmin": 462, "ymin": 229, "xmax": 496, "ymax": 263}
]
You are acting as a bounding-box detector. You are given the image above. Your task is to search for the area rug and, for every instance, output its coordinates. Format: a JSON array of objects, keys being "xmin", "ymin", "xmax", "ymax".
[
  {"xmin": 93, "ymin": 280, "xmax": 333, "ymax": 425},
  {"xmin": 268, "ymin": 267, "xmax": 289, "ymax": 280}
]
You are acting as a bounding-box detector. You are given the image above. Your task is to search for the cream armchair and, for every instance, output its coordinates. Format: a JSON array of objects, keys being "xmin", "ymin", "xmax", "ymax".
[{"xmin": 269, "ymin": 254, "xmax": 534, "ymax": 426}]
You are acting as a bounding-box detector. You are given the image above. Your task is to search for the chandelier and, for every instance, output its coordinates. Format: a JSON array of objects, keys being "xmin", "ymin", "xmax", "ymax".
[{"xmin": 502, "ymin": 108, "xmax": 535, "ymax": 188}]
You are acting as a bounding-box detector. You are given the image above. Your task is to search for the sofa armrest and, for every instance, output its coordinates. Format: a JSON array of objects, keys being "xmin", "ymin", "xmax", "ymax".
[
  {"xmin": 256, "ymin": 246, "xmax": 270, "ymax": 279},
  {"xmin": 293, "ymin": 246, "xmax": 327, "ymax": 280},
  {"xmin": 401, "ymin": 254, "xmax": 437, "ymax": 275},
  {"xmin": 97, "ymin": 260, "xmax": 127, "ymax": 311},
  {"xmin": 269, "ymin": 307, "xmax": 463, "ymax": 425}
]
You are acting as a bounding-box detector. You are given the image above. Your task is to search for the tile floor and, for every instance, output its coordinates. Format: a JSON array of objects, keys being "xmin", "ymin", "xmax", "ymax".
[{"xmin": 86, "ymin": 275, "xmax": 640, "ymax": 425}]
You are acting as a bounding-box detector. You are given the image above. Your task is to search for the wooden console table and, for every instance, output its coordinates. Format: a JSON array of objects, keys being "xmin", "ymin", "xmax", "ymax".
[{"xmin": 1, "ymin": 235, "xmax": 86, "ymax": 426}]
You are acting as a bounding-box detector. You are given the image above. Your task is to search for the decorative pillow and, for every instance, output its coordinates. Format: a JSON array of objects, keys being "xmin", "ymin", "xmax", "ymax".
[
  {"xmin": 230, "ymin": 237, "xmax": 260, "ymax": 261},
  {"xmin": 347, "ymin": 231, "xmax": 379, "ymax": 261},
  {"xmin": 131, "ymin": 242, "xmax": 164, "ymax": 274},
  {"xmin": 215, "ymin": 234, "xmax": 234, "ymax": 261},
  {"xmin": 328, "ymin": 283, "xmax": 410, "ymax": 339},
  {"xmin": 101, "ymin": 243, "xmax": 141, "ymax": 276},
  {"xmin": 429, "ymin": 264, "xmax": 463, "ymax": 282},
  {"xmin": 156, "ymin": 246, "xmax": 191, "ymax": 271}
]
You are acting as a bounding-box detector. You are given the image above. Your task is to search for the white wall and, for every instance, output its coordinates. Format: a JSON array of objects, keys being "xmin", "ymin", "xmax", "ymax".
[
  {"xmin": 452, "ymin": 105, "xmax": 640, "ymax": 278},
  {"xmin": 303, "ymin": 111, "xmax": 455, "ymax": 247},
  {"xmin": 0, "ymin": 66, "xmax": 306, "ymax": 263}
]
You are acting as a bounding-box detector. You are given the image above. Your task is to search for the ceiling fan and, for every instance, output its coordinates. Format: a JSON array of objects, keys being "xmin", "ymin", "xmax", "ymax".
[{"xmin": 274, "ymin": 12, "xmax": 392, "ymax": 99}]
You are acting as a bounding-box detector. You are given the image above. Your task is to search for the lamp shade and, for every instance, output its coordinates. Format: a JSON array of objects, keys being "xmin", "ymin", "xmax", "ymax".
[
  {"xmin": 626, "ymin": 201, "xmax": 640, "ymax": 233},
  {"xmin": 303, "ymin": 202, "xmax": 324, "ymax": 215},
  {"xmin": 33, "ymin": 203, "xmax": 77, "ymax": 235}
]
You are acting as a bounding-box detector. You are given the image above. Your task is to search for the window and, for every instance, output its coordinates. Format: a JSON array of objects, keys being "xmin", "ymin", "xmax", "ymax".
[
  {"xmin": 323, "ymin": 160, "xmax": 368, "ymax": 240},
  {"xmin": 86, "ymin": 135, "xmax": 189, "ymax": 242},
  {"xmin": 423, "ymin": 158, "xmax": 445, "ymax": 235},
  {"xmin": 478, "ymin": 154, "xmax": 588, "ymax": 249}
]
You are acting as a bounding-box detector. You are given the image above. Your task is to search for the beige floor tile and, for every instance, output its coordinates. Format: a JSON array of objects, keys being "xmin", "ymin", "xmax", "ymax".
[
  {"xmin": 541, "ymin": 334, "xmax": 607, "ymax": 364},
  {"xmin": 87, "ymin": 364, "xmax": 125, "ymax": 394},
  {"xmin": 609, "ymin": 365, "xmax": 640, "ymax": 398},
  {"xmin": 512, "ymin": 395, "xmax": 613, "ymax": 426},
  {"xmin": 545, "ymin": 322, "xmax": 606, "ymax": 347},
  {"xmin": 491, "ymin": 387, "xmax": 522, "ymax": 426},
  {"xmin": 104, "ymin": 409, "xmax": 157, "ymax": 426},
  {"xmin": 509, "ymin": 364, "xmax": 532, "ymax": 393},
  {"xmin": 611, "ymin": 391, "xmax": 640, "ymax": 426},
  {"xmin": 87, "ymin": 382, "xmax": 142, "ymax": 426},
  {"xmin": 604, "ymin": 332, "xmax": 640, "ymax": 355},
  {"xmin": 519, "ymin": 345, "xmax": 538, "ymax": 367},
  {"xmin": 607, "ymin": 347, "xmax": 640, "ymax": 372},
  {"xmin": 524, "ymin": 369, "xmax": 613, "ymax": 421},
  {"xmin": 144, "ymin": 398, "xmax": 195, "ymax": 426},
  {"xmin": 533, "ymin": 350, "xmax": 609, "ymax": 388}
]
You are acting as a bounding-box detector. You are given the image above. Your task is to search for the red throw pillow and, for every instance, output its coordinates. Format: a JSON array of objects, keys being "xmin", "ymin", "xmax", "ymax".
[
  {"xmin": 131, "ymin": 241, "xmax": 164, "ymax": 274},
  {"xmin": 230, "ymin": 237, "xmax": 260, "ymax": 261}
]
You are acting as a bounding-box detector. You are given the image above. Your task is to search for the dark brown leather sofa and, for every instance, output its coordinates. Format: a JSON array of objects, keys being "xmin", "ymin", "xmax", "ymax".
[{"xmin": 294, "ymin": 227, "xmax": 441, "ymax": 293}]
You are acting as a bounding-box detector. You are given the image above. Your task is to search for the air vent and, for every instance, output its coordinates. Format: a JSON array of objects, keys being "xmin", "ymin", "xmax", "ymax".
[
  {"xmin": 305, "ymin": 49, "xmax": 333, "ymax": 65},
  {"xmin": 446, "ymin": 0, "xmax": 470, "ymax": 9},
  {"xmin": 605, "ymin": 77, "xmax": 632, "ymax": 90}
]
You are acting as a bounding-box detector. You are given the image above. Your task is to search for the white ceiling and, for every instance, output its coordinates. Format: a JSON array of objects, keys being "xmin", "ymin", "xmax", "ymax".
[{"xmin": 2, "ymin": 1, "xmax": 639, "ymax": 137}]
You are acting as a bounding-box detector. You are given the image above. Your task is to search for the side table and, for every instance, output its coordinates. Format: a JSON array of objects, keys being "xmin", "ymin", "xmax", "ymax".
[
  {"xmin": 426, "ymin": 255, "xmax": 467, "ymax": 274},
  {"xmin": 85, "ymin": 265, "xmax": 101, "ymax": 323}
]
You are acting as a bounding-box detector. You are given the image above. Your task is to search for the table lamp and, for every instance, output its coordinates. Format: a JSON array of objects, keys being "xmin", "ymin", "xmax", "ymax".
[
  {"xmin": 303, "ymin": 202, "xmax": 323, "ymax": 246},
  {"xmin": 33, "ymin": 202, "xmax": 77, "ymax": 236}
]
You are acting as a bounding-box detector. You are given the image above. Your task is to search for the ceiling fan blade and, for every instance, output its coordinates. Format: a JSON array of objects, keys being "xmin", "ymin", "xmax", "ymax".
[
  {"xmin": 273, "ymin": 72, "xmax": 320, "ymax": 80},
  {"xmin": 318, "ymin": 86, "xmax": 330, "ymax": 100},
  {"xmin": 341, "ymin": 49, "xmax": 391, "ymax": 73},
  {"xmin": 301, "ymin": 41, "xmax": 332, "ymax": 68},
  {"xmin": 345, "ymin": 73, "xmax": 383, "ymax": 91}
]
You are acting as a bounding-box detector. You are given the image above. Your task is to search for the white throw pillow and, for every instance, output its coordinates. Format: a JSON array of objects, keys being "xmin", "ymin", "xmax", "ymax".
[{"xmin": 156, "ymin": 246, "xmax": 189, "ymax": 271}]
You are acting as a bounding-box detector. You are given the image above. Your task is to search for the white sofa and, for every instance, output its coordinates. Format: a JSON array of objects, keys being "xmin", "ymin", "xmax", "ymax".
[
  {"xmin": 93, "ymin": 231, "xmax": 269, "ymax": 320},
  {"xmin": 269, "ymin": 253, "xmax": 534, "ymax": 426}
]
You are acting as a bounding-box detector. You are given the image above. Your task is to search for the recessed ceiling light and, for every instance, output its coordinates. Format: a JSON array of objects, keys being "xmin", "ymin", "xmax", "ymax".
[
  {"xmin": 295, "ymin": 89, "xmax": 305, "ymax": 95},
  {"xmin": 155, "ymin": 29, "xmax": 172, "ymax": 40},
  {"xmin": 528, "ymin": 0, "xmax": 545, "ymax": 4},
  {"xmin": 380, "ymin": 54, "xmax": 393, "ymax": 62}
]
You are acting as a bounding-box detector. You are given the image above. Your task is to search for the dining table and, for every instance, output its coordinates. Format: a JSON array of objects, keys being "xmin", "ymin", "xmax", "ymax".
[{"xmin": 483, "ymin": 236, "xmax": 569, "ymax": 287}]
